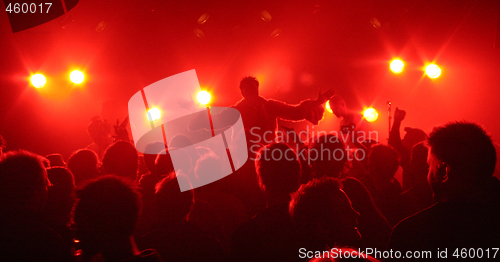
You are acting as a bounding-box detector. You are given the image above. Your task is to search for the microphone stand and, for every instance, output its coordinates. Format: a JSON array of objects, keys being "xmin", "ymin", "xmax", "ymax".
[{"xmin": 387, "ymin": 101, "xmax": 392, "ymax": 139}]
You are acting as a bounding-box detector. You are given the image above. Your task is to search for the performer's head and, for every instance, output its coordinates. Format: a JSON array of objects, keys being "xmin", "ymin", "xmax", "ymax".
[
  {"xmin": 329, "ymin": 95, "xmax": 347, "ymax": 118},
  {"xmin": 239, "ymin": 76, "xmax": 259, "ymax": 98}
]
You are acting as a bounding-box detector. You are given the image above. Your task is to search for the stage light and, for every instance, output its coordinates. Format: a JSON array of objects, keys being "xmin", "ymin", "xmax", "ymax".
[
  {"xmin": 147, "ymin": 108, "xmax": 161, "ymax": 121},
  {"xmin": 197, "ymin": 90, "xmax": 211, "ymax": 105},
  {"xmin": 70, "ymin": 70, "xmax": 84, "ymax": 84},
  {"xmin": 390, "ymin": 59, "xmax": 404, "ymax": 74},
  {"xmin": 363, "ymin": 108, "xmax": 378, "ymax": 122},
  {"xmin": 326, "ymin": 100, "xmax": 333, "ymax": 113},
  {"xmin": 31, "ymin": 73, "xmax": 46, "ymax": 88},
  {"xmin": 425, "ymin": 64, "xmax": 441, "ymax": 79}
]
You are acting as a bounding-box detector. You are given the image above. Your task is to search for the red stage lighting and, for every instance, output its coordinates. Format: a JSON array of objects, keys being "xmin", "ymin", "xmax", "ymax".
[
  {"xmin": 425, "ymin": 64, "xmax": 441, "ymax": 79},
  {"xmin": 197, "ymin": 90, "xmax": 211, "ymax": 105},
  {"xmin": 31, "ymin": 73, "xmax": 46, "ymax": 88},
  {"xmin": 363, "ymin": 108, "xmax": 379, "ymax": 122},
  {"xmin": 70, "ymin": 70, "xmax": 85, "ymax": 84},
  {"xmin": 147, "ymin": 108, "xmax": 161, "ymax": 121},
  {"xmin": 390, "ymin": 59, "xmax": 404, "ymax": 74}
]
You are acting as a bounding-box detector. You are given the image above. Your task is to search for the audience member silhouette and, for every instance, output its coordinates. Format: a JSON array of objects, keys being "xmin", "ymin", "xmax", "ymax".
[
  {"xmin": 189, "ymin": 154, "xmax": 247, "ymax": 253},
  {"xmin": 361, "ymin": 144, "xmax": 404, "ymax": 225},
  {"xmin": 43, "ymin": 166, "xmax": 76, "ymax": 249},
  {"xmin": 290, "ymin": 178, "xmax": 361, "ymax": 258},
  {"xmin": 309, "ymin": 134, "xmax": 392, "ymax": 249},
  {"xmin": 493, "ymin": 142, "xmax": 500, "ymax": 179},
  {"xmin": 45, "ymin": 153, "xmax": 66, "ymax": 167},
  {"xmin": 67, "ymin": 149, "xmax": 100, "ymax": 186},
  {"xmin": 137, "ymin": 142, "xmax": 168, "ymax": 203},
  {"xmin": 309, "ymin": 134, "xmax": 349, "ymax": 178},
  {"xmin": 388, "ymin": 121, "xmax": 500, "ymax": 254},
  {"xmin": 388, "ymin": 108, "xmax": 427, "ymax": 190},
  {"xmin": 137, "ymin": 173, "xmax": 226, "ymax": 262},
  {"xmin": 399, "ymin": 141, "xmax": 434, "ymax": 219},
  {"xmin": 74, "ymin": 175, "xmax": 161, "ymax": 261},
  {"xmin": 102, "ymin": 140, "xmax": 139, "ymax": 182},
  {"xmin": 340, "ymin": 178, "xmax": 392, "ymax": 250},
  {"xmin": 0, "ymin": 150, "xmax": 73, "ymax": 261},
  {"xmin": 231, "ymin": 143, "xmax": 301, "ymax": 262},
  {"xmin": 142, "ymin": 142, "xmax": 166, "ymax": 176}
]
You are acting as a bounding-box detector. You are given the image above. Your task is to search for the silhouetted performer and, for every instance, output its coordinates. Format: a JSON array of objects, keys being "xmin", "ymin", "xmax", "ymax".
[
  {"xmin": 86, "ymin": 116, "xmax": 113, "ymax": 160},
  {"xmin": 233, "ymin": 76, "xmax": 334, "ymax": 144},
  {"xmin": 74, "ymin": 175, "xmax": 161, "ymax": 261},
  {"xmin": 231, "ymin": 143, "xmax": 301, "ymax": 262},
  {"xmin": 388, "ymin": 121, "xmax": 500, "ymax": 255},
  {"xmin": 328, "ymin": 95, "xmax": 367, "ymax": 146},
  {"xmin": 0, "ymin": 150, "xmax": 73, "ymax": 261}
]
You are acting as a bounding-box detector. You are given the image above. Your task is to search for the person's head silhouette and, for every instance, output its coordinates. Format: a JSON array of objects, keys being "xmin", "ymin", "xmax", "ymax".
[
  {"xmin": 426, "ymin": 121, "xmax": 497, "ymax": 201},
  {"xmin": 255, "ymin": 142, "xmax": 301, "ymax": 197},
  {"xmin": 102, "ymin": 141, "xmax": 139, "ymax": 181},
  {"xmin": 0, "ymin": 150, "xmax": 50, "ymax": 212},
  {"xmin": 239, "ymin": 76, "xmax": 259, "ymax": 98},
  {"xmin": 74, "ymin": 175, "xmax": 141, "ymax": 261},
  {"xmin": 290, "ymin": 178, "xmax": 360, "ymax": 250}
]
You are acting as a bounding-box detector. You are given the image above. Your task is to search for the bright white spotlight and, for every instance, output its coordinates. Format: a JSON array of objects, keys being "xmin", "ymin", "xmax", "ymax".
[
  {"xmin": 197, "ymin": 90, "xmax": 211, "ymax": 105},
  {"xmin": 363, "ymin": 108, "xmax": 379, "ymax": 122},
  {"xmin": 70, "ymin": 70, "xmax": 85, "ymax": 84},
  {"xmin": 390, "ymin": 59, "xmax": 404, "ymax": 74},
  {"xmin": 31, "ymin": 74, "xmax": 46, "ymax": 88},
  {"xmin": 147, "ymin": 108, "xmax": 161, "ymax": 121},
  {"xmin": 425, "ymin": 64, "xmax": 441, "ymax": 79}
]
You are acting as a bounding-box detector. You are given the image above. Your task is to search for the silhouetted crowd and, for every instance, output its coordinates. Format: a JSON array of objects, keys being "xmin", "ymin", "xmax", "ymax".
[{"xmin": 1, "ymin": 79, "xmax": 500, "ymax": 262}]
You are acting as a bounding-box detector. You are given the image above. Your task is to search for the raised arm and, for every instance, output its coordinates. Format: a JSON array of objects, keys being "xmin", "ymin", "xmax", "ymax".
[{"xmin": 268, "ymin": 88, "xmax": 334, "ymax": 124}]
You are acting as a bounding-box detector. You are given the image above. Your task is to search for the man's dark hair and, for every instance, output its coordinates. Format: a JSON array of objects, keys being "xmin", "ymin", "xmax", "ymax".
[
  {"xmin": 289, "ymin": 177, "xmax": 342, "ymax": 225},
  {"xmin": 155, "ymin": 173, "xmax": 194, "ymax": 221},
  {"xmin": 426, "ymin": 121, "xmax": 496, "ymax": 179},
  {"xmin": 368, "ymin": 144, "xmax": 400, "ymax": 181},
  {"xmin": 67, "ymin": 149, "xmax": 99, "ymax": 186},
  {"xmin": 74, "ymin": 175, "xmax": 140, "ymax": 238},
  {"xmin": 255, "ymin": 142, "xmax": 301, "ymax": 194},
  {"xmin": 0, "ymin": 150, "xmax": 49, "ymax": 208},
  {"xmin": 102, "ymin": 141, "xmax": 139, "ymax": 181},
  {"xmin": 239, "ymin": 76, "xmax": 259, "ymax": 98},
  {"xmin": 309, "ymin": 134, "xmax": 347, "ymax": 178}
]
